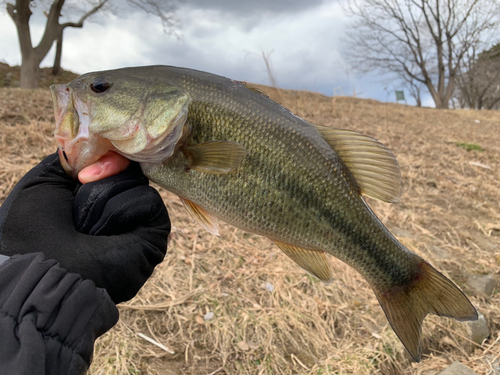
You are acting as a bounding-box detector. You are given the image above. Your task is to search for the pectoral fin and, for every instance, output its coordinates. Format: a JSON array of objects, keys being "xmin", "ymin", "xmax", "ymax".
[
  {"xmin": 180, "ymin": 197, "xmax": 219, "ymax": 236},
  {"xmin": 314, "ymin": 125, "xmax": 401, "ymax": 203},
  {"xmin": 273, "ymin": 241, "xmax": 333, "ymax": 283},
  {"xmin": 182, "ymin": 141, "xmax": 249, "ymax": 173}
]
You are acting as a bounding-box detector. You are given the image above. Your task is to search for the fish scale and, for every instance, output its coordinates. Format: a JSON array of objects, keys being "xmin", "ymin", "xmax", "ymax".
[
  {"xmin": 51, "ymin": 65, "xmax": 477, "ymax": 361},
  {"xmin": 151, "ymin": 74, "xmax": 412, "ymax": 288}
]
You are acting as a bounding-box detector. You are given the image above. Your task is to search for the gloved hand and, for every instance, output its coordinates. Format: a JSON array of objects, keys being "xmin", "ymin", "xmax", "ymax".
[{"xmin": 0, "ymin": 153, "xmax": 170, "ymax": 303}]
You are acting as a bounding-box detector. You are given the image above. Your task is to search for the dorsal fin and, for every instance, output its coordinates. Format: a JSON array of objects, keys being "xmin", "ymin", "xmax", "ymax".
[
  {"xmin": 180, "ymin": 197, "xmax": 220, "ymax": 236},
  {"xmin": 314, "ymin": 125, "xmax": 401, "ymax": 203},
  {"xmin": 273, "ymin": 241, "xmax": 334, "ymax": 284},
  {"xmin": 236, "ymin": 81, "xmax": 270, "ymax": 98}
]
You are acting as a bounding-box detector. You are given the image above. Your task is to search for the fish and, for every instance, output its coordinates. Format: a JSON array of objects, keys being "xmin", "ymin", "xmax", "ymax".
[{"xmin": 50, "ymin": 66, "xmax": 477, "ymax": 361}]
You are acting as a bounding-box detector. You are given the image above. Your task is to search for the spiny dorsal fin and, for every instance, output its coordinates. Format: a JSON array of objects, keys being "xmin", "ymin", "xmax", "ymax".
[
  {"xmin": 182, "ymin": 141, "xmax": 248, "ymax": 174},
  {"xmin": 236, "ymin": 81, "xmax": 269, "ymax": 98},
  {"xmin": 314, "ymin": 125, "xmax": 401, "ymax": 203},
  {"xmin": 273, "ymin": 241, "xmax": 333, "ymax": 284},
  {"xmin": 180, "ymin": 197, "xmax": 220, "ymax": 236}
]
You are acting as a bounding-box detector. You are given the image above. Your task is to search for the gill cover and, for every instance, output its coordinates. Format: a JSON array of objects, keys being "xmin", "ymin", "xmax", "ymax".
[{"xmin": 99, "ymin": 84, "xmax": 190, "ymax": 163}]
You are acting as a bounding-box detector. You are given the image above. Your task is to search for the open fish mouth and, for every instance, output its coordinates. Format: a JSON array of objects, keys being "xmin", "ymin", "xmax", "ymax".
[
  {"xmin": 50, "ymin": 79, "xmax": 190, "ymax": 179},
  {"xmin": 51, "ymin": 84, "xmax": 110, "ymax": 178},
  {"xmin": 50, "ymin": 85, "xmax": 110, "ymax": 179}
]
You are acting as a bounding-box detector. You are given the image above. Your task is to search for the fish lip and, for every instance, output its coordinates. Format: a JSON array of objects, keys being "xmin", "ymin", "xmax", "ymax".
[
  {"xmin": 52, "ymin": 84, "xmax": 81, "ymax": 177},
  {"xmin": 56, "ymin": 135, "xmax": 111, "ymax": 180},
  {"xmin": 58, "ymin": 148, "xmax": 77, "ymax": 179},
  {"xmin": 51, "ymin": 84, "xmax": 108, "ymax": 178},
  {"xmin": 50, "ymin": 84, "xmax": 71, "ymax": 124}
]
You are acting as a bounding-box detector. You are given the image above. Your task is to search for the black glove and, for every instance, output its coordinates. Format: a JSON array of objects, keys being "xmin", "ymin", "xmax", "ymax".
[
  {"xmin": 0, "ymin": 253, "xmax": 119, "ymax": 375},
  {"xmin": 0, "ymin": 153, "xmax": 170, "ymax": 303}
]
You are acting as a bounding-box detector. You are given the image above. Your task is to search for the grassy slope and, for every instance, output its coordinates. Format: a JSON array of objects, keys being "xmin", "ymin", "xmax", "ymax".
[
  {"xmin": 0, "ymin": 84, "xmax": 498, "ymax": 375},
  {"xmin": 0, "ymin": 62, "xmax": 79, "ymax": 88}
]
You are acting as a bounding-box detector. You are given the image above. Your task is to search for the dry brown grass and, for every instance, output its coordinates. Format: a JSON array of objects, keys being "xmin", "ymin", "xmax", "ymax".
[
  {"xmin": 0, "ymin": 85, "xmax": 499, "ymax": 375},
  {"xmin": 0, "ymin": 62, "xmax": 79, "ymax": 88}
]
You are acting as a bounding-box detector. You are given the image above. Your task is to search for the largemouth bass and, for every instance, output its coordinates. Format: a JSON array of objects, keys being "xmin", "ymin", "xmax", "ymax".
[{"xmin": 50, "ymin": 66, "xmax": 477, "ymax": 361}]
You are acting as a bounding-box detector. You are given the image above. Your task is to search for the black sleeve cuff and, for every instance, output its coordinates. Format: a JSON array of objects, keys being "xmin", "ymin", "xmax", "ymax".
[{"xmin": 0, "ymin": 253, "xmax": 119, "ymax": 375}]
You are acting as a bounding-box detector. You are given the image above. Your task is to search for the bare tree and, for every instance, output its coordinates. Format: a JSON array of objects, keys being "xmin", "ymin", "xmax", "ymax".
[
  {"xmin": 344, "ymin": 0, "xmax": 500, "ymax": 109},
  {"xmin": 396, "ymin": 69, "xmax": 424, "ymax": 107},
  {"xmin": 50, "ymin": 0, "xmax": 109, "ymax": 76},
  {"xmin": 404, "ymin": 79, "xmax": 423, "ymax": 107},
  {"xmin": 454, "ymin": 43, "xmax": 500, "ymax": 109},
  {"xmin": 3, "ymin": 0, "xmax": 179, "ymax": 88}
]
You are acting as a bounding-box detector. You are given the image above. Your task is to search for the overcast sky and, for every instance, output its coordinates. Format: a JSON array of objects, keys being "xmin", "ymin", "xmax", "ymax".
[{"xmin": 0, "ymin": 0, "xmax": 429, "ymax": 106}]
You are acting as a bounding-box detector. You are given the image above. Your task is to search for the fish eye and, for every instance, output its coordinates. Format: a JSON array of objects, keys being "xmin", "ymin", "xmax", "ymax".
[{"xmin": 90, "ymin": 77, "xmax": 111, "ymax": 93}]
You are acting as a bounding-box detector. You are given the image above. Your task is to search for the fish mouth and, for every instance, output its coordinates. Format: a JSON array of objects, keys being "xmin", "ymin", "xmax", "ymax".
[{"xmin": 50, "ymin": 84, "xmax": 111, "ymax": 179}]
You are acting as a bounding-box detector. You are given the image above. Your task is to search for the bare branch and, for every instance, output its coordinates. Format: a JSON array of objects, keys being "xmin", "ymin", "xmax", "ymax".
[
  {"xmin": 61, "ymin": 0, "xmax": 108, "ymax": 29},
  {"xmin": 3, "ymin": 0, "xmax": 180, "ymax": 88},
  {"xmin": 454, "ymin": 42, "xmax": 500, "ymax": 109},
  {"xmin": 33, "ymin": 0, "xmax": 66, "ymax": 60},
  {"xmin": 127, "ymin": 0, "xmax": 180, "ymax": 35},
  {"xmin": 6, "ymin": 2, "xmax": 18, "ymax": 21},
  {"xmin": 344, "ymin": 0, "xmax": 500, "ymax": 108}
]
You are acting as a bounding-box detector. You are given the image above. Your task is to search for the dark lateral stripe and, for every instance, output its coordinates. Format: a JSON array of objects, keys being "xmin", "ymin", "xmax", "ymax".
[
  {"xmin": 276, "ymin": 168, "xmax": 407, "ymax": 284},
  {"xmin": 192, "ymin": 112, "xmax": 407, "ymax": 284},
  {"xmin": 237, "ymin": 151, "xmax": 407, "ymax": 284}
]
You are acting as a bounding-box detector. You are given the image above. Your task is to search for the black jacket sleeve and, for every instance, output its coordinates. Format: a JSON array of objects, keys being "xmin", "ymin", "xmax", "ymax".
[
  {"xmin": 0, "ymin": 254, "xmax": 8, "ymax": 266},
  {"xmin": 0, "ymin": 253, "xmax": 119, "ymax": 375}
]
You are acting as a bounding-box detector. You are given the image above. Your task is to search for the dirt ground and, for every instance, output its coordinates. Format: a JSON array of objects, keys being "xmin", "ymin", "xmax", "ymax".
[{"xmin": 0, "ymin": 82, "xmax": 499, "ymax": 374}]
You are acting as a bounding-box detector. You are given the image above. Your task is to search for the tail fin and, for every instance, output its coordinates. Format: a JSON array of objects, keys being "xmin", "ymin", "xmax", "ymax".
[{"xmin": 374, "ymin": 259, "xmax": 478, "ymax": 362}]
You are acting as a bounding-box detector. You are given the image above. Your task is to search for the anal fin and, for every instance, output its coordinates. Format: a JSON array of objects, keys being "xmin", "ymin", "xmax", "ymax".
[
  {"xmin": 273, "ymin": 241, "xmax": 333, "ymax": 284},
  {"xmin": 180, "ymin": 197, "xmax": 220, "ymax": 236}
]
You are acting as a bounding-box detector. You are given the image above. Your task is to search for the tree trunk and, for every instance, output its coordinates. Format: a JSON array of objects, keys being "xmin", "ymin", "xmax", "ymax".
[
  {"xmin": 7, "ymin": 0, "xmax": 173, "ymax": 88},
  {"xmin": 426, "ymin": 80, "xmax": 442, "ymax": 108},
  {"xmin": 427, "ymin": 86, "xmax": 451, "ymax": 109},
  {"xmin": 52, "ymin": 30, "xmax": 63, "ymax": 76},
  {"xmin": 7, "ymin": 1, "xmax": 41, "ymax": 88},
  {"xmin": 415, "ymin": 95, "xmax": 422, "ymax": 107},
  {"xmin": 440, "ymin": 95, "xmax": 449, "ymax": 109},
  {"xmin": 20, "ymin": 51, "xmax": 39, "ymax": 88}
]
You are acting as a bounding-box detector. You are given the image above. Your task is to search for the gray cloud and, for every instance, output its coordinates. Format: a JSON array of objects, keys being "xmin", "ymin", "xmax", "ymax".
[
  {"xmin": 182, "ymin": 0, "xmax": 327, "ymax": 17},
  {"xmin": 0, "ymin": 0, "xmax": 425, "ymax": 105}
]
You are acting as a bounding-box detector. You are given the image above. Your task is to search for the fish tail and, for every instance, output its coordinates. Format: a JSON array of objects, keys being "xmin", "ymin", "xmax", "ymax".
[{"xmin": 374, "ymin": 256, "xmax": 477, "ymax": 362}]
